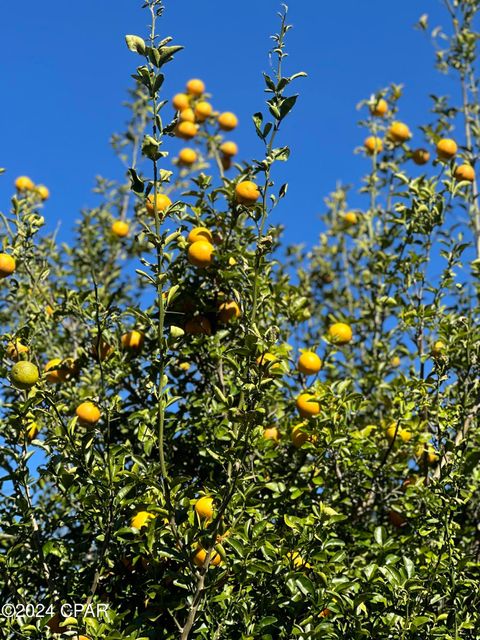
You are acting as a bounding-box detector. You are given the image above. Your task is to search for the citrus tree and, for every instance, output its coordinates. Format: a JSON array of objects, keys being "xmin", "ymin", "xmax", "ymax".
[{"xmin": 0, "ymin": 1, "xmax": 479, "ymax": 639}]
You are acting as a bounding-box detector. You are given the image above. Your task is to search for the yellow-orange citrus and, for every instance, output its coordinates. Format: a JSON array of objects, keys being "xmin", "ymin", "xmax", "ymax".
[
  {"xmin": 343, "ymin": 211, "xmax": 358, "ymax": 226},
  {"xmin": 388, "ymin": 121, "xmax": 411, "ymax": 144},
  {"xmin": 220, "ymin": 141, "xmax": 238, "ymax": 157},
  {"xmin": 146, "ymin": 193, "xmax": 172, "ymax": 215},
  {"xmin": 176, "ymin": 121, "xmax": 198, "ymax": 139},
  {"xmin": 76, "ymin": 402, "xmax": 101, "ymax": 426},
  {"xmin": 218, "ymin": 112, "xmax": 238, "ymax": 131},
  {"xmin": 327, "ymin": 322, "xmax": 353, "ymax": 345},
  {"xmin": 218, "ymin": 300, "xmax": 241, "ymax": 323},
  {"xmin": 194, "ymin": 101, "xmax": 212, "ymax": 122},
  {"xmin": 291, "ymin": 423, "xmax": 309, "ymax": 448},
  {"xmin": 172, "ymin": 93, "xmax": 190, "ymax": 111},
  {"xmin": 235, "ymin": 180, "xmax": 260, "ymax": 205},
  {"xmin": 6, "ymin": 340, "xmax": 29, "ymax": 361},
  {"xmin": 298, "ymin": 351, "xmax": 322, "ymax": 376},
  {"xmin": 121, "ymin": 330, "xmax": 145, "ymax": 351},
  {"xmin": 364, "ymin": 136, "xmax": 383, "ymax": 154},
  {"xmin": 45, "ymin": 358, "xmax": 69, "ymax": 383},
  {"xmin": 371, "ymin": 98, "xmax": 388, "ymax": 117},
  {"xmin": 296, "ymin": 393, "xmax": 320, "ymax": 418},
  {"xmin": 194, "ymin": 496, "xmax": 214, "ymax": 520},
  {"xmin": 436, "ymin": 138, "xmax": 457, "ymax": 160},
  {"xmin": 386, "ymin": 422, "xmax": 412, "ymax": 444},
  {"xmin": 179, "ymin": 107, "xmax": 195, "ymax": 123},
  {"xmin": 263, "ymin": 426, "xmax": 280, "ymax": 442},
  {"xmin": 186, "ymin": 78, "xmax": 205, "ymax": 96},
  {"xmin": 188, "ymin": 240, "xmax": 214, "ymax": 268},
  {"xmin": 192, "ymin": 545, "xmax": 222, "ymax": 567},
  {"xmin": 10, "ymin": 361, "xmax": 39, "ymax": 390},
  {"xmin": 454, "ymin": 164, "xmax": 475, "ymax": 182},
  {"xmin": 131, "ymin": 510, "xmax": 155, "ymax": 530},
  {"xmin": 111, "ymin": 220, "xmax": 129, "ymax": 238},
  {"xmin": 187, "ymin": 227, "xmax": 213, "ymax": 244},
  {"xmin": 178, "ymin": 148, "xmax": 197, "ymax": 166},
  {"xmin": 15, "ymin": 176, "xmax": 35, "ymax": 191},
  {"xmin": 431, "ymin": 340, "xmax": 446, "ymax": 358},
  {"xmin": 0, "ymin": 254, "xmax": 16, "ymax": 278}
]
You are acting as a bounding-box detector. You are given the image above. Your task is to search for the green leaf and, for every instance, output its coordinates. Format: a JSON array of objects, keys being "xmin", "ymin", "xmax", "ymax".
[{"xmin": 125, "ymin": 35, "xmax": 146, "ymax": 55}]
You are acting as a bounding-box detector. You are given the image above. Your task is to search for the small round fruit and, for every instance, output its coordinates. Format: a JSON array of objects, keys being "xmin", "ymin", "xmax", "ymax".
[
  {"xmin": 263, "ymin": 426, "xmax": 280, "ymax": 442},
  {"xmin": 172, "ymin": 93, "xmax": 190, "ymax": 111},
  {"xmin": 15, "ymin": 176, "xmax": 35, "ymax": 191},
  {"xmin": 194, "ymin": 101, "xmax": 213, "ymax": 122},
  {"xmin": 176, "ymin": 121, "xmax": 198, "ymax": 139},
  {"xmin": 146, "ymin": 193, "xmax": 172, "ymax": 215},
  {"xmin": 235, "ymin": 180, "xmax": 260, "ymax": 205},
  {"xmin": 44, "ymin": 358, "xmax": 68, "ymax": 383},
  {"xmin": 220, "ymin": 141, "xmax": 238, "ymax": 157},
  {"xmin": 192, "ymin": 545, "xmax": 222, "ymax": 567},
  {"xmin": 256, "ymin": 352, "xmax": 282, "ymax": 373},
  {"xmin": 195, "ymin": 496, "xmax": 214, "ymax": 520},
  {"xmin": 178, "ymin": 148, "xmax": 197, "ymax": 166},
  {"xmin": 75, "ymin": 402, "xmax": 101, "ymax": 426},
  {"xmin": 454, "ymin": 164, "xmax": 475, "ymax": 182},
  {"xmin": 186, "ymin": 78, "xmax": 205, "ymax": 96},
  {"xmin": 343, "ymin": 211, "xmax": 358, "ymax": 226},
  {"xmin": 188, "ymin": 227, "xmax": 213, "ymax": 244},
  {"xmin": 179, "ymin": 107, "xmax": 195, "ymax": 123},
  {"xmin": 385, "ymin": 422, "xmax": 412, "ymax": 444},
  {"xmin": 298, "ymin": 351, "xmax": 322, "ymax": 376},
  {"xmin": 364, "ymin": 136, "xmax": 383, "ymax": 154},
  {"xmin": 327, "ymin": 322, "xmax": 353, "ymax": 345},
  {"xmin": 296, "ymin": 393, "xmax": 320, "ymax": 418},
  {"xmin": 286, "ymin": 551, "xmax": 311, "ymax": 569},
  {"xmin": 412, "ymin": 148, "xmax": 430, "ymax": 165},
  {"xmin": 185, "ymin": 316, "xmax": 212, "ymax": 336},
  {"xmin": 388, "ymin": 121, "xmax": 411, "ymax": 144},
  {"xmin": 416, "ymin": 444, "xmax": 439, "ymax": 465},
  {"xmin": 0, "ymin": 254, "xmax": 16, "ymax": 278},
  {"xmin": 188, "ymin": 240, "xmax": 214, "ymax": 268},
  {"xmin": 36, "ymin": 185, "xmax": 50, "ymax": 200},
  {"xmin": 10, "ymin": 361, "xmax": 39, "ymax": 390},
  {"xmin": 371, "ymin": 98, "xmax": 388, "ymax": 117},
  {"xmin": 111, "ymin": 220, "xmax": 129, "ymax": 238},
  {"xmin": 431, "ymin": 340, "xmax": 446, "ymax": 358},
  {"xmin": 436, "ymin": 138, "xmax": 457, "ymax": 160},
  {"xmin": 391, "ymin": 355, "xmax": 401, "ymax": 367},
  {"xmin": 218, "ymin": 112, "xmax": 238, "ymax": 131},
  {"xmin": 131, "ymin": 510, "xmax": 155, "ymax": 530},
  {"xmin": 218, "ymin": 301, "xmax": 241, "ymax": 323},
  {"xmin": 6, "ymin": 340, "xmax": 29, "ymax": 361},
  {"xmin": 121, "ymin": 330, "xmax": 145, "ymax": 351}
]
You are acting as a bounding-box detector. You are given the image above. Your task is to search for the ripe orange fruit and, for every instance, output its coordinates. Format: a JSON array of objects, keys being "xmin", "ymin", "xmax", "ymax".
[
  {"xmin": 388, "ymin": 121, "xmax": 411, "ymax": 144},
  {"xmin": 0, "ymin": 253, "xmax": 16, "ymax": 278},
  {"xmin": 218, "ymin": 112, "xmax": 238, "ymax": 131},
  {"xmin": 218, "ymin": 300, "xmax": 241, "ymax": 323},
  {"xmin": 416, "ymin": 443, "xmax": 439, "ymax": 465},
  {"xmin": 286, "ymin": 551, "xmax": 311, "ymax": 569},
  {"xmin": 291, "ymin": 423, "xmax": 308, "ymax": 447},
  {"xmin": 179, "ymin": 107, "xmax": 195, "ymax": 123},
  {"xmin": 46, "ymin": 305, "xmax": 54, "ymax": 317},
  {"xmin": 185, "ymin": 316, "xmax": 212, "ymax": 336},
  {"xmin": 131, "ymin": 510, "xmax": 155, "ymax": 529},
  {"xmin": 391, "ymin": 355, "xmax": 401, "ymax": 367},
  {"xmin": 256, "ymin": 352, "xmax": 282, "ymax": 372},
  {"xmin": 188, "ymin": 240, "xmax": 214, "ymax": 268},
  {"xmin": 343, "ymin": 211, "xmax": 358, "ymax": 226},
  {"xmin": 111, "ymin": 220, "xmax": 129, "ymax": 237},
  {"xmin": 298, "ymin": 351, "xmax": 322, "ymax": 376},
  {"xmin": 454, "ymin": 164, "xmax": 475, "ymax": 182},
  {"xmin": 10, "ymin": 361, "xmax": 39, "ymax": 390},
  {"xmin": 75, "ymin": 401, "xmax": 101, "ymax": 426},
  {"xmin": 176, "ymin": 121, "xmax": 198, "ymax": 139},
  {"xmin": 235, "ymin": 180, "xmax": 260, "ymax": 205},
  {"xmin": 187, "ymin": 227, "xmax": 213, "ymax": 244},
  {"xmin": 44, "ymin": 358, "xmax": 69, "ymax": 383},
  {"xmin": 15, "ymin": 176, "xmax": 35, "ymax": 191},
  {"xmin": 431, "ymin": 340, "xmax": 446, "ymax": 358},
  {"xmin": 121, "ymin": 330, "xmax": 145, "ymax": 351},
  {"xmin": 296, "ymin": 393, "xmax": 320, "ymax": 418},
  {"xmin": 263, "ymin": 426, "xmax": 280, "ymax": 441},
  {"xmin": 364, "ymin": 136, "xmax": 383, "ymax": 154},
  {"xmin": 186, "ymin": 78, "xmax": 205, "ymax": 96},
  {"xmin": 6, "ymin": 340, "xmax": 29, "ymax": 361},
  {"xmin": 220, "ymin": 141, "xmax": 238, "ymax": 157},
  {"xmin": 436, "ymin": 138, "xmax": 457, "ymax": 160},
  {"xmin": 327, "ymin": 322, "xmax": 353, "ymax": 345},
  {"xmin": 178, "ymin": 362, "xmax": 191, "ymax": 371},
  {"xmin": 194, "ymin": 101, "xmax": 213, "ymax": 122},
  {"xmin": 36, "ymin": 185, "xmax": 50, "ymax": 200},
  {"xmin": 385, "ymin": 422, "xmax": 412, "ymax": 444},
  {"xmin": 194, "ymin": 496, "xmax": 214, "ymax": 520},
  {"xmin": 412, "ymin": 148, "xmax": 430, "ymax": 165},
  {"xmin": 178, "ymin": 148, "xmax": 197, "ymax": 166},
  {"xmin": 172, "ymin": 93, "xmax": 190, "ymax": 111},
  {"xmin": 192, "ymin": 545, "xmax": 222, "ymax": 567},
  {"xmin": 26, "ymin": 422, "xmax": 40, "ymax": 441},
  {"xmin": 146, "ymin": 193, "xmax": 172, "ymax": 215},
  {"xmin": 371, "ymin": 98, "xmax": 388, "ymax": 117}
]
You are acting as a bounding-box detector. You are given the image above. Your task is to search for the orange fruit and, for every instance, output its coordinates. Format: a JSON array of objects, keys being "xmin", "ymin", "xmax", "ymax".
[
  {"xmin": 15, "ymin": 176, "xmax": 35, "ymax": 191},
  {"xmin": 412, "ymin": 148, "xmax": 430, "ymax": 165},
  {"xmin": 0, "ymin": 253, "xmax": 16, "ymax": 278},
  {"xmin": 263, "ymin": 426, "xmax": 280, "ymax": 442},
  {"xmin": 6, "ymin": 340, "xmax": 29, "ymax": 361},
  {"xmin": 391, "ymin": 355, "xmax": 401, "ymax": 367},
  {"xmin": 187, "ymin": 227, "xmax": 213, "ymax": 244},
  {"xmin": 172, "ymin": 93, "xmax": 190, "ymax": 111},
  {"xmin": 385, "ymin": 422, "xmax": 412, "ymax": 444},
  {"xmin": 296, "ymin": 393, "xmax": 320, "ymax": 418},
  {"xmin": 188, "ymin": 240, "xmax": 214, "ymax": 268},
  {"xmin": 388, "ymin": 121, "xmax": 411, "ymax": 144},
  {"xmin": 218, "ymin": 300, "xmax": 241, "ymax": 323},
  {"xmin": 431, "ymin": 340, "xmax": 446, "ymax": 358},
  {"xmin": 297, "ymin": 351, "xmax": 322, "ymax": 376},
  {"xmin": 286, "ymin": 551, "xmax": 311, "ymax": 569},
  {"xmin": 36, "ymin": 185, "xmax": 50, "ymax": 200},
  {"xmin": 436, "ymin": 138, "xmax": 457, "ymax": 160},
  {"xmin": 10, "ymin": 361, "xmax": 39, "ymax": 390},
  {"xmin": 44, "ymin": 358, "xmax": 69, "ymax": 383},
  {"xmin": 121, "ymin": 330, "xmax": 145, "ymax": 351},
  {"xmin": 186, "ymin": 78, "xmax": 205, "ymax": 96},
  {"xmin": 26, "ymin": 422, "xmax": 40, "ymax": 441},
  {"xmin": 178, "ymin": 148, "xmax": 197, "ymax": 166},
  {"xmin": 131, "ymin": 510, "xmax": 155, "ymax": 529},
  {"xmin": 235, "ymin": 180, "xmax": 260, "ymax": 205},
  {"xmin": 192, "ymin": 545, "xmax": 222, "ymax": 567},
  {"xmin": 343, "ymin": 211, "xmax": 358, "ymax": 226},
  {"xmin": 146, "ymin": 193, "xmax": 172, "ymax": 215},
  {"xmin": 75, "ymin": 401, "xmax": 101, "ymax": 426},
  {"xmin": 218, "ymin": 112, "xmax": 238, "ymax": 131},
  {"xmin": 111, "ymin": 220, "xmax": 129, "ymax": 237},
  {"xmin": 179, "ymin": 107, "xmax": 195, "ymax": 123},
  {"xmin": 194, "ymin": 496, "xmax": 214, "ymax": 520},
  {"xmin": 364, "ymin": 136, "xmax": 383, "ymax": 154},
  {"xmin": 220, "ymin": 141, "xmax": 238, "ymax": 157},
  {"xmin": 256, "ymin": 352, "xmax": 282, "ymax": 372},
  {"xmin": 176, "ymin": 121, "xmax": 198, "ymax": 139},
  {"xmin": 185, "ymin": 316, "xmax": 212, "ymax": 336},
  {"xmin": 454, "ymin": 164, "xmax": 475, "ymax": 182},
  {"xmin": 327, "ymin": 322, "xmax": 353, "ymax": 345},
  {"xmin": 371, "ymin": 98, "xmax": 388, "ymax": 117},
  {"xmin": 194, "ymin": 101, "xmax": 213, "ymax": 122},
  {"xmin": 416, "ymin": 443, "xmax": 439, "ymax": 465}
]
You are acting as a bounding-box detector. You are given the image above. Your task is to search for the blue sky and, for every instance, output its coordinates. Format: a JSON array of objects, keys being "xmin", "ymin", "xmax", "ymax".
[{"xmin": 0, "ymin": 0, "xmax": 456, "ymax": 246}]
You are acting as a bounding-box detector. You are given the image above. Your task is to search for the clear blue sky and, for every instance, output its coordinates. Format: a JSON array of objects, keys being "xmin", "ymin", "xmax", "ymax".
[{"xmin": 0, "ymin": 0, "xmax": 455, "ymax": 246}]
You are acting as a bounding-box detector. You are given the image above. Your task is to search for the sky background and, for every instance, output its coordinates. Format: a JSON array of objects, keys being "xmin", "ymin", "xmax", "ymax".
[{"xmin": 0, "ymin": 0, "xmax": 459, "ymax": 247}]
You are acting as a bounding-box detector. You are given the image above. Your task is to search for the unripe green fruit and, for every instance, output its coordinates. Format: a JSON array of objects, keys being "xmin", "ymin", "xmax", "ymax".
[{"xmin": 10, "ymin": 361, "xmax": 40, "ymax": 390}]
